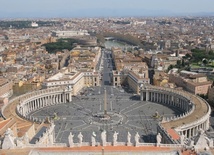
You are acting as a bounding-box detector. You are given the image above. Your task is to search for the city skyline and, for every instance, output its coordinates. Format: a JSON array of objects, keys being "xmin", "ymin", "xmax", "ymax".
[{"xmin": 1, "ymin": 0, "xmax": 214, "ymax": 18}]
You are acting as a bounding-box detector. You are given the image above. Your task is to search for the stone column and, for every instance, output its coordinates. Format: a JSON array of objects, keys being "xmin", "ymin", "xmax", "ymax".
[
  {"xmin": 29, "ymin": 102, "xmax": 32, "ymax": 112},
  {"xmin": 52, "ymin": 95, "xmax": 55, "ymax": 105},
  {"xmin": 206, "ymin": 119, "xmax": 210, "ymax": 130},
  {"xmin": 69, "ymin": 92, "xmax": 72, "ymax": 102},
  {"xmin": 141, "ymin": 91, "xmax": 144, "ymax": 101},
  {"xmin": 162, "ymin": 94, "xmax": 164, "ymax": 104},
  {"xmin": 188, "ymin": 129, "xmax": 191, "ymax": 138},
  {"xmin": 26, "ymin": 103, "xmax": 29, "ymax": 114},
  {"xmin": 48, "ymin": 96, "xmax": 51, "ymax": 106},
  {"xmin": 152, "ymin": 93, "xmax": 154, "ymax": 102},
  {"xmin": 146, "ymin": 91, "xmax": 149, "ymax": 101},
  {"xmin": 63, "ymin": 94, "xmax": 66, "ymax": 103},
  {"xmin": 155, "ymin": 93, "xmax": 157, "ymax": 102},
  {"xmin": 22, "ymin": 107, "xmax": 24, "ymax": 116},
  {"xmin": 41, "ymin": 97, "xmax": 44, "ymax": 107},
  {"xmin": 55, "ymin": 94, "xmax": 58, "ymax": 104},
  {"xmin": 45, "ymin": 96, "xmax": 48, "ymax": 106}
]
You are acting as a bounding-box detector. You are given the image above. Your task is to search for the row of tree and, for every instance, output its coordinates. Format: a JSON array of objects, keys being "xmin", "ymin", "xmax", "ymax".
[
  {"xmin": 0, "ymin": 20, "xmax": 60, "ymax": 29},
  {"xmin": 42, "ymin": 38, "xmax": 78, "ymax": 53}
]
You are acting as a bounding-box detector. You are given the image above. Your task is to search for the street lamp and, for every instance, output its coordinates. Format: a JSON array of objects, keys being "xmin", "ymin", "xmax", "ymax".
[{"xmin": 102, "ymin": 147, "xmax": 104, "ymax": 155}]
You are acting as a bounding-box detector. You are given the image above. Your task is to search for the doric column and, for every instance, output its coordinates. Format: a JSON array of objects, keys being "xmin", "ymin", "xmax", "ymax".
[
  {"xmin": 58, "ymin": 94, "xmax": 61, "ymax": 103},
  {"xmin": 45, "ymin": 96, "xmax": 48, "ymax": 106},
  {"xmin": 28, "ymin": 101, "xmax": 32, "ymax": 111},
  {"xmin": 160, "ymin": 93, "xmax": 162, "ymax": 103},
  {"xmin": 188, "ymin": 129, "xmax": 191, "ymax": 138},
  {"xmin": 63, "ymin": 93, "xmax": 66, "ymax": 103},
  {"xmin": 25, "ymin": 104, "xmax": 27, "ymax": 116},
  {"xmin": 55, "ymin": 95, "xmax": 57, "ymax": 104},
  {"xmin": 23, "ymin": 105, "xmax": 26, "ymax": 116},
  {"xmin": 38, "ymin": 98, "xmax": 40, "ymax": 109},
  {"xmin": 156, "ymin": 93, "xmax": 158, "ymax": 102},
  {"xmin": 49, "ymin": 95, "xmax": 52, "ymax": 105},
  {"xmin": 152, "ymin": 92, "xmax": 155, "ymax": 102},
  {"xmin": 43, "ymin": 97, "xmax": 45, "ymax": 107},
  {"xmin": 193, "ymin": 127, "xmax": 197, "ymax": 136},
  {"xmin": 41, "ymin": 97, "xmax": 43, "ymax": 107},
  {"xmin": 59, "ymin": 94, "xmax": 62, "ymax": 103},
  {"xmin": 69, "ymin": 92, "xmax": 72, "ymax": 102},
  {"xmin": 206, "ymin": 119, "xmax": 210, "ymax": 130},
  {"xmin": 26, "ymin": 103, "xmax": 29, "ymax": 114},
  {"xmin": 146, "ymin": 91, "xmax": 149, "ymax": 101},
  {"xmin": 52, "ymin": 95, "xmax": 55, "ymax": 104},
  {"xmin": 141, "ymin": 91, "xmax": 144, "ymax": 101}
]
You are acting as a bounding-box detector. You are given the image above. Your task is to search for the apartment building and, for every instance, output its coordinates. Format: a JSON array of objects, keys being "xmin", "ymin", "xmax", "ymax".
[
  {"xmin": 43, "ymin": 68, "xmax": 100, "ymax": 96},
  {"xmin": 169, "ymin": 70, "xmax": 212, "ymax": 95}
]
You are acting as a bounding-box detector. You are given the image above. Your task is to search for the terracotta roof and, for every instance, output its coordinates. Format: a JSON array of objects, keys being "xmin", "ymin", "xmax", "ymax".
[
  {"xmin": 0, "ymin": 118, "xmax": 12, "ymax": 130},
  {"xmin": 167, "ymin": 129, "xmax": 180, "ymax": 140},
  {"xmin": 38, "ymin": 145, "xmax": 171, "ymax": 152}
]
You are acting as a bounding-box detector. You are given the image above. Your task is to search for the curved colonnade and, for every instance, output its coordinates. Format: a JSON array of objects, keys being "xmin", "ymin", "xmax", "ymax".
[
  {"xmin": 1, "ymin": 85, "xmax": 211, "ymax": 146},
  {"xmin": 141, "ymin": 86, "xmax": 211, "ymax": 142},
  {"xmin": 15, "ymin": 87, "xmax": 72, "ymax": 123}
]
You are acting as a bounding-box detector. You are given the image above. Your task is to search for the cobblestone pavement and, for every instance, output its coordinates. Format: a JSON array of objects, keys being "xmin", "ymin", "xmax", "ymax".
[{"xmin": 30, "ymin": 86, "xmax": 183, "ymax": 144}]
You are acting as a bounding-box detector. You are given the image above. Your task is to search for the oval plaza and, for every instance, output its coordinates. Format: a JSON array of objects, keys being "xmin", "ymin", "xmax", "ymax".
[{"xmin": 0, "ymin": 47, "xmax": 213, "ymax": 154}]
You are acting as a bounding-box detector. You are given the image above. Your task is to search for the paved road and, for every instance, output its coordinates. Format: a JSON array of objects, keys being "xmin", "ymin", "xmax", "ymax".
[{"xmin": 100, "ymin": 49, "xmax": 113, "ymax": 86}]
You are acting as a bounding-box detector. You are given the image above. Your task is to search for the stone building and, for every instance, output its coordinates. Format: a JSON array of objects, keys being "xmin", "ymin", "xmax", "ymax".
[
  {"xmin": 43, "ymin": 68, "xmax": 100, "ymax": 96},
  {"xmin": 0, "ymin": 78, "xmax": 13, "ymax": 98},
  {"xmin": 208, "ymin": 86, "xmax": 214, "ymax": 106},
  {"xmin": 169, "ymin": 70, "xmax": 212, "ymax": 95}
]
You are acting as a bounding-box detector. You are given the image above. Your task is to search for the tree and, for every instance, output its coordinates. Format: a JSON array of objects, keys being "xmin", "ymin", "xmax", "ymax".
[
  {"xmin": 167, "ymin": 64, "xmax": 174, "ymax": 72},
  {"xmin": 202, "ymin": 58, "xmax": 208, "ymax": 66}
]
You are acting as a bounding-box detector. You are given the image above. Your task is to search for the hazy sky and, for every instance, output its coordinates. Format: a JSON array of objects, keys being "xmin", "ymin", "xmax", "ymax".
[{"xmin": 1, "ymin": 0, "xmax": 214, "ymax": 18}]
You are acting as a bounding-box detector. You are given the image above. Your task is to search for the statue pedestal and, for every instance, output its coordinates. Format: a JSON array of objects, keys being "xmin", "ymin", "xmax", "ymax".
[
  {"xmin": 102, "ymin": 142, "xmax": 106, "ymax": 146},
  {"xmin": 127, "ymin": 142, "xmax": 132, "ymax": 146},
  {"xmin": 91, "ymin": 141, "xmax": 96, "ymax": 146},
  {"xmin": 156, "ymin": 143, "xmax": 161, "ymax": 147},
  {"xmin": 69, "ymin": 143, "xmax": 74, "ymax": 148},
  {"xmin": 113, "ymin": 141, "xmax": 117, "ymax": 146},
  {"xmin": 78, "ymin": 142, "xmax": 82, "ymax": 147},
  {"xmin": 135, "ymin": 142, "xmax": 139, "ymax": 147}
]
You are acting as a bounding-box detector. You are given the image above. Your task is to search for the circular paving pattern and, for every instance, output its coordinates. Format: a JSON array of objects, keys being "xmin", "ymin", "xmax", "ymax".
[
  {"xmin": 88, "ymin": 112, "xmax": 126, "ymax": 126},
  {"xmin": 29, "ymin": 86, "xmax": 183, "ymax": 144}
]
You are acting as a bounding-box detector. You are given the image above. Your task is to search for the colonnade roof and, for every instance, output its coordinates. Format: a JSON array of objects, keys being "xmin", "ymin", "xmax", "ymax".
[{"xmin": 161, "ymin": 90, "xmax": 209, "ymax": 130}]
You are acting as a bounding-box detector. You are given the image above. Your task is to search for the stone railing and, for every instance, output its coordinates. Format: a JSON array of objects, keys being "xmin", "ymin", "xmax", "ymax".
[
  {"xmin": 176, "ymin": 96, "xmax": 211, "ymax": 131},
  {"xmin": 145, "ymin": 86, "xmax": 195, "ymax": 123}
]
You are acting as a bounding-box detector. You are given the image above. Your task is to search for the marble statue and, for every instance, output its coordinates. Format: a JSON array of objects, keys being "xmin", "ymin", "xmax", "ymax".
[
  {"xmin": 48, "ymin": 132, "xmax": 54, "ymax": 145},
  {"xmin": 113, "ymin": 131, "xmax": 119, "ymax": 145},
  {"xmin": 68, "ymin": 132, "xmax": 74, "ymax": 147},
  {"xmin": 91, "ymin": 131, "xmax": 96, "ymax": 146},
  {"xmin": 180, "ymin": 133, "xmax": 185, "ymax": 145},
  {"xmin": 101, "ymin": 130, "xmax": 107, "ymax": 146},
  {"xmin": 156, "ymin": 133, "xmax": 162, "ymax": 146},
  {"xmin": 15, "ymin": 138, "xmax": 24, "ymax": 148},
  {"xmin": 209, "ymin": 138, "xmax": 213, "ymax": 147},
  {"xmin": 23, "ymin": 133, "xmax": 29, "ymax": 144},
  {"xmin": 2, "ymin": 128, "xmax": 16, "ymax": 149},
  {"xmin": 78, "ymin": 132, "xmax": 83, "ymax": 144},
  {"xmin": 127, "ymin": 132, "xmax": 131, "ymax": 143},
  {"xmin": 135, "ymin": 132, "xmax": 140, "ymax": 146}
]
